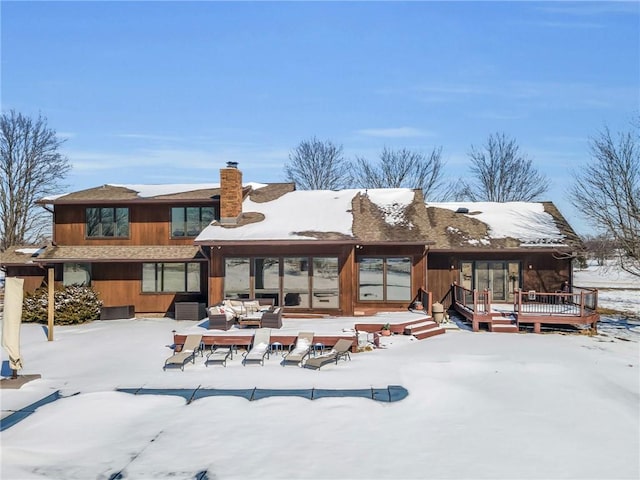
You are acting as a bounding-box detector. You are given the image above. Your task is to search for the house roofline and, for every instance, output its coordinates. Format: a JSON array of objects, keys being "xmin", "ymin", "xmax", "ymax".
[
  {"xmin": 32, "ymin": 257, "xmax": 208, "ymax": 264},
  {"xmin": 194, "ymin": 240, "xmax": 435, "ymax": 247}
]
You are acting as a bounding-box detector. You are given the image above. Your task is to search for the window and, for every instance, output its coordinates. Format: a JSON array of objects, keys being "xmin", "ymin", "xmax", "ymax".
[
  {"xmin": 254, "ymin": 257, "xmax": 280, "ymax": 304},
  {"xmin": 221, "ymin": 256, "xmax": 340, "ymax": 308},
  {"xmin": 171, "ymin": 206, "xmax": 216, "ymax": 237},
  {"xmin": 358, "ymin": 257, "xmax": 411, "ymax": 301},
  {"xmin": 63, "ymin": 263, "xmax": 91, "ymax": 286},
  {"xmin": 312, "ymin": 257, "xmax": 339, "ymax": 308},
  {"xmin": 142, "ymin": 263, "xmax": 201, "ymax": 293},
  {"xmin": 86, "ymin": 207, "xmax": 129, "ymax": 237},
  {"xmin": 224, "ymin": 258, "xmax": 250, "ymax": 298},
  {"xmin": 283, "ymin": 257, "xmax": 310, "ymax": 308}
]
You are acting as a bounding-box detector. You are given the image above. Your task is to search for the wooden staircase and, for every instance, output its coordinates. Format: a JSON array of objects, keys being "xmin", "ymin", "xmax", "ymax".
[
  {"xmin": 489, "ymin": 314, "xmax": 519, "ymax": 333},
  {"xmin": 402, "ymin": 318, "xmax": 446, "ymax": 340},
  {"xmin": 354, "ymin": 316, "xmax": 446, "ymax": 341}
]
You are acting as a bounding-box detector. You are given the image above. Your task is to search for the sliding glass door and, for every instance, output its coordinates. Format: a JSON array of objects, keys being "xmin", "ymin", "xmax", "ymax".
[{"xmin": 461, "ymin": 261, "xmax": 520, "ymax": 302}]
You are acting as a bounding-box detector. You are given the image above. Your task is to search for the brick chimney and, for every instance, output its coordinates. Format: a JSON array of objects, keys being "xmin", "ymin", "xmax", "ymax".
[{"xmin": 220, "ymin": 161, "xmax": 243, "ymax": 224}]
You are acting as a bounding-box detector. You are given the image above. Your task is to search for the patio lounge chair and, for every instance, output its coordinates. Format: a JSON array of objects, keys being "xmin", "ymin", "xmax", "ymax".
[
  {"xmin": 304, "ymin": 338, "xmax": 353, "ymax": 370},
  {"xmin": 163, "ymin": 334, "xmax": 203, "ymax": 371},
  {"xmin": 242, "ymin": 328, "xmax": 271, "ymax": 366},
  {"xmin": 281, "ymin": 332, "xmax": 314, "ymax": 367},
  {"xmin": 205, "ymin": 346, "xmax": 234, "ymax": 367}
]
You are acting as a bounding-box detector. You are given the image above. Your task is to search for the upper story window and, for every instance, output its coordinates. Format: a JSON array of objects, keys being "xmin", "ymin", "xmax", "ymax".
[
  {"xmin": 171, "ymin": 206, "xmax": 216, "ymax": 237},
  {"xmin": 86, "ymin": 207, "xmax": 129, "ymax": 238}
]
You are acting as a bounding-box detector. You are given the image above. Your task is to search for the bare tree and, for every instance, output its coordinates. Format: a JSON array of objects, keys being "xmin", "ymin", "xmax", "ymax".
[
  {"xmin": 284, "ymin": 137, "xmax": 352, "ymax": 190},
  {"xmin": 571, "ymin": 122, "xmax": 639, "ymax": 277},
  {"xmin": 461, "ymin": 133, "xmax": 549, "ymax": 202},
  {"xmin": 581, "ymin": 233, "xmax": 618, "ymax": 266},
  {"xmin": 353, "ymin": 146, "xmax": 446, "ymax": 200},
  {"xmin": 0, "ymin": 110, "xmax": 70, "ymax": 250}
]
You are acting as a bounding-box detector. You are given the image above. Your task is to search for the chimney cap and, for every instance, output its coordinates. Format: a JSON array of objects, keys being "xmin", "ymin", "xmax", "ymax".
[{"xmin": 226, "ymin": 161, "xmax": 239, "ymax": 169}]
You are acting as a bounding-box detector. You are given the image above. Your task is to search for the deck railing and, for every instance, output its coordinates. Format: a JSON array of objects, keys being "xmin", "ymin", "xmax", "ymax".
[
  {"xmin": 453, "ymin": 284, "xmax": 598, "ymax": 318},
  {"xmin": 452, "ymin": 284, "xmax": 491, "ymax": 313},
  {"xmin": 409, "ymin": 287, "xmax": 432, "ymax": 315},
  {"xmin": 513, "ymin": 286, "xmax": 598, "ymax": 317}
]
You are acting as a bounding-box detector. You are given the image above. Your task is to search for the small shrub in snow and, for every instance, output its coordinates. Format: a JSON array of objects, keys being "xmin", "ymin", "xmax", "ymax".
[{"xmin": 22, "ymin": 284, "xmax": 103, "ymax": 325}]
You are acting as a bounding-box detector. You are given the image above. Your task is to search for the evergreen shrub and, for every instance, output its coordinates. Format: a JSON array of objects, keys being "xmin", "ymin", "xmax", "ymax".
[{"xmin": 22, "ymin": 284, "xmax": 103, "ymax": 325}]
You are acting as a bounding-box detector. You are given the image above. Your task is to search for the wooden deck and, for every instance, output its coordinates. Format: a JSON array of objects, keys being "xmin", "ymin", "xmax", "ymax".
[{"xmin": 452, "ymin": 285, "xmax": 600, "ymax": 333}]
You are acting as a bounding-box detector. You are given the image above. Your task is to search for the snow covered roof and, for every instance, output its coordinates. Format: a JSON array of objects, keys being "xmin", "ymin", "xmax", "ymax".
[
  {"xmin": 197, "ymin": 190, "xmax": 579, "ymax": 249},
  {"xmin": 427, "ymin": 202, "xmax": 568, "ymax": 247},
  {"xmin": 196, "ymin": 188, "xmax": 418, "ymax": 242}
]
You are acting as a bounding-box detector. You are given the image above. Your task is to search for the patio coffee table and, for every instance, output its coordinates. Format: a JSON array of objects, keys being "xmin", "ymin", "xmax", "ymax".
[{"xmin": 238, "ymin": 312, "xmax": 263, "ymax": 328}]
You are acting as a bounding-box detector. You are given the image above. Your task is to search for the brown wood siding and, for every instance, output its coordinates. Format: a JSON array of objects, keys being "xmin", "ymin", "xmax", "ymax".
[
  {"xmin": 54, "ymin": 203, "xmax": 216, "ymax": 246},
  {"xmin": 428, "ymin": 252, "xmax": 572, "ymax": 307},
  {"xmin": 426, "ymin": 254, "xmax": 459, "ymax": 305},
  {"xmin": 2, "ymin": 266, "xmax": 46, "ymax": 293},
  {"xmin": 92, "ymin": 262, "xmax": 207, "ymax": 314}
]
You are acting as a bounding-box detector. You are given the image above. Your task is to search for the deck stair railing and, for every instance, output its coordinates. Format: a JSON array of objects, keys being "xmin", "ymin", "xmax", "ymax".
[
  {"xmin": 408, "ymin": 287, "xmax": 432, "ymax": 315},
  {"xmin": 452, "ymin": 284, "xmax": 479, "ymax": 312}
]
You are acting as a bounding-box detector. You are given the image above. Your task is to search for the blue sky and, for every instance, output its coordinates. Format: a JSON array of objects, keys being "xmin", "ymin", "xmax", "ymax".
[{"xmin": 1, "ymin": 1, "xmax": 638, "ymax": 235}]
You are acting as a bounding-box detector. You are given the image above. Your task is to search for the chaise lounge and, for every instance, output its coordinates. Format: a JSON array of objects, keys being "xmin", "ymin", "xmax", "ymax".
[
  {"xmin": 304, "ymin": 338, "xmax": 353, "ymax": 370},
  {"xmin": 163, "ymin": 334, "xmax": 203, "ymax": 371},
  {"xmin": 242, "ymin": 328, "xmax": 271, "ymax": 366},
  {"xmin": 281, "ymin": 332, "xmax": 314, "ymax": 367}
]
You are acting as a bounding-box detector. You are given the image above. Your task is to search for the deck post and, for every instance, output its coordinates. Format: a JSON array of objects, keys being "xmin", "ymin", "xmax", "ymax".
[
  {"xmin": 534, "ymin": 322, "xmax": 541, "ymax": 334},
  {"xmin": 47, "ymin": 267, "xmax": 54, "ymax": 342}
]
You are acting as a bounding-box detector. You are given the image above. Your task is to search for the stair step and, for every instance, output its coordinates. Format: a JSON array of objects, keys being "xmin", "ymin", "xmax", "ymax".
[
  {"xmin": 491, "ymin": 324, "xmax": 519, "ymax": 333},
  {"xmin": 413, "ymin": 327, "xmax": 446, "ymax": 340},
  {"xmin": 404, "ymin": 320, "xmax": 437, "ymax": 334},
  {"xmin": 491, "ymin": 319, "xmax": 516, "ymax": 325}
]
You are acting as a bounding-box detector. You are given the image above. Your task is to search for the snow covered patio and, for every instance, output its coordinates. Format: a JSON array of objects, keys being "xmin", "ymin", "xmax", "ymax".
[{"xmin": 1, "ymin": 306, "xmax": 639, "ymax": 479}]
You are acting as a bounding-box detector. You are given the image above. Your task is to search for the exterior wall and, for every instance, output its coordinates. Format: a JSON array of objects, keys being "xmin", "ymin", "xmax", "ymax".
[
  {"xmin": 2, "ymin": 265, "xmax": 46, "ymax": 293},
  {"xmin": 428, "ymin": 251, "xmax": 572, "ymax": 307},
  {"xmin": 209, "ymin": 244, "xmax": 353, "ymax": 315},
  {"xmin": 53, "ymin": 203, "xmax": 217, "ymax": 246},
  {"xmin": 91, "ymin": 262, "xmax": 207, "ymax": 315},
  {"xmin": 352, "ymin": 244, "xmax": 427, "ymax": 313},
  {"xmin": 209, "ymin": 244, "xmax": 427, "ymax": 315}
]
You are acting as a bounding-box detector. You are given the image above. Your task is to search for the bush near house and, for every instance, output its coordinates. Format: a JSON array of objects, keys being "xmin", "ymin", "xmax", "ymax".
[{"xmin": 22, "ymin": 284, "xmax": 103, "ymax": 325}]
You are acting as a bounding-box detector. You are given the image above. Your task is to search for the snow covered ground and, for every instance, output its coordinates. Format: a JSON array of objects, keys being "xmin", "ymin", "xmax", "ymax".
[
  {"xmin": 0, "ymin": 263, "xmax": 638, "ymax": 479},
  {"xmin": 575, "ymin": 260, "xmax": 639, "ymax": 316}
]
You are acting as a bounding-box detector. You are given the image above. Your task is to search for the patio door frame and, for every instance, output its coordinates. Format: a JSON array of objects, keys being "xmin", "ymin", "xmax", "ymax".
[{"xmin": 460, "ymin": 260, "xmax": 521, "ymax": 302}]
